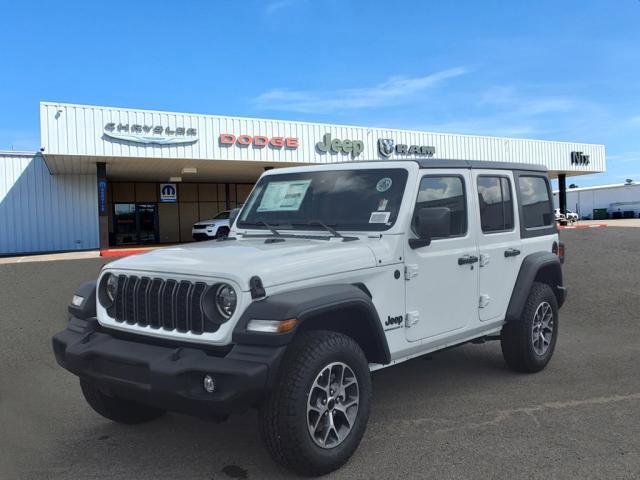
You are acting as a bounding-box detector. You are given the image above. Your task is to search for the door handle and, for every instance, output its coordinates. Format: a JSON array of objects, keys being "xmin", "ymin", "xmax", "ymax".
[
  {"xmin": 504, "ymin": 248, "xmax": 521, "ymax": 258},
  {"xmin": 458, "ymin": 255, "xmax": 479, "ymax": 265}
]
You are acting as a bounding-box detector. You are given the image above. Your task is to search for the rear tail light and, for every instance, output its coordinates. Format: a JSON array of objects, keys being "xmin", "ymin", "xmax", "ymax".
[{"xmin": 552, "ymin": 241, "xmax": 565, "ymax": 264}]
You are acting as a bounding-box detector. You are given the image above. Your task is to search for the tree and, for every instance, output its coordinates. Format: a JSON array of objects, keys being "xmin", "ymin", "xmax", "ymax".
[{"xmin": 569, "ymin": 183, "xmax": 579, "ymax": 189}]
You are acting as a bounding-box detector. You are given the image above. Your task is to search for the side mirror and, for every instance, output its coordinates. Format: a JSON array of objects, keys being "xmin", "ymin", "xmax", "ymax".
[
  {"xmin": 409, "ymin": 207, "xmax": 451, "ymax": 249},
  {"xmin": 228, "ymin": 207, "xmax": 241, "ymax": 228}
]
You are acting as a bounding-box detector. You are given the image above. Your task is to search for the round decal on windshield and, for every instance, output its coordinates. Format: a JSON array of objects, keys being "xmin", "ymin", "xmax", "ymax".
[{"xmin": 376, "ymin": 177, "xmax": 393, "ymax": 192}]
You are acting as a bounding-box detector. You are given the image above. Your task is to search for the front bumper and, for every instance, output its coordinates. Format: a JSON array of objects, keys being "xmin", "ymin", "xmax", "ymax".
[
  {"xmin": 52, "ymin": 317, "xmax": 285, "ymax": 418},
  {"xmin": 192, "ymin": 232, "xmax": 215, "ymax": 241}
]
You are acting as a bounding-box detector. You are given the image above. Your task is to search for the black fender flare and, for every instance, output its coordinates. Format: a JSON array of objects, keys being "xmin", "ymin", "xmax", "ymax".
[
  {"xmin": 505, "ymin": 252, "xmax": 566, "ymax": 322},
  {"xmin": 232, "ymin": 284, "xmax": 390, "ymax": 364}
]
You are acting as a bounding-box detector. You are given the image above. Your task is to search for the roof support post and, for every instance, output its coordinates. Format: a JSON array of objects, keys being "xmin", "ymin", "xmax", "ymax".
[
  {"xmin": 558, "ymin": 173, "xmax": 567, "ymax": 215},
  {"xmin": 96, "ymin": 162, "xmax": 109, "ymax": 249}
]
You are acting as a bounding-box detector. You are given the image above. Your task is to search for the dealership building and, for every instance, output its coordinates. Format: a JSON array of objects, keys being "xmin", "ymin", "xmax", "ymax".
[{"xmin": 0, "ymin": 101, "xmax": 606, "ymax": 255}]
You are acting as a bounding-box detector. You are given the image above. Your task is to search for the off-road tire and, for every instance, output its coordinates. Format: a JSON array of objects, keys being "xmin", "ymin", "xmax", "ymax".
[
  {"xmin": 259, "ymin": 331, "xmax": 372, "ymax": 477},
  {"xmin": 80, "ymin": 379, "xmax": 165, "ymax": 424},
  {"xmin": 501, "ymin": 282, "xmax": 559, "ymax": 373}
]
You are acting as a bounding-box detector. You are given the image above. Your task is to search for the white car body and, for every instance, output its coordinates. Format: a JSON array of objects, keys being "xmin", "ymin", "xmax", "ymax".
[
  {"xmin": 97, "ymin": 161, "xmax": 559, "ymax": 369},
  {"xmin": 191, "ymin": 211, "xmax": 230, "ymax": 240},
  {"xmin": 555, "ymin": 208, "xmax": 578, "ymax": 222}
]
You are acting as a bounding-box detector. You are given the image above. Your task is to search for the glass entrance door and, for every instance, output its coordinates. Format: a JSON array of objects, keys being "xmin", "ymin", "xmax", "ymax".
[
  {"xmin": 136, "ymin": 203, "xmax": 158, "ymax": 244},
  {"xmin": 113, "ymin": 203, "xmax": 158, "ymax": 246}
]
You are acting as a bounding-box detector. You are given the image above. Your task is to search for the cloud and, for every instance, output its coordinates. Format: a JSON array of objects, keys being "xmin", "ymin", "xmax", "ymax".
[
  {"xmin": 607, "ymin": 151, "xmax": 640, "ymax": 163},
  {"xmin": 480, "ymin": 86, "xmax": 579, "ymax": 115},
  {"xmin": 265, "ymin": 0, "xmax": 296, "ymax": 15},
  {"xmin": 413, "ymin": 119, "xmax": 542, "ymax": 138},
  {"xmin": 254, "ymin": 67, "xmax": 469, "ymax": 113},
  {"xmin": 627, "ymin": 115, "xmax": 640, "ymax": 126}
]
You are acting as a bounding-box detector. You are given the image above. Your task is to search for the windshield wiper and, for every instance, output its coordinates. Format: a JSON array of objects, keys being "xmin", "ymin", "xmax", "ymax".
[
  {"xmin": 258, "ymin": 221, "xmax": 282, "ymax": 237},
  {"xmin": 291, "ymin": 221, "xmax": 359, "ymax": 242},
  {"xmin": 239, "ymin": 221, "xmax": 287, "ymax": 242}
]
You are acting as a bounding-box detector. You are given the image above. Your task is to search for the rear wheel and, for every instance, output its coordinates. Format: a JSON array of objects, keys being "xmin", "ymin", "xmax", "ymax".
[
  {"xmin": 501, "ymin": 282, "xmax": 559, "ymax": 373},
  {"xmin": 259, "ymin": 331, "xmax": 372, "ymax": 476},
  {"xmin": 80, "ymin": 379, "xmax": 165, "ymax": 424}
]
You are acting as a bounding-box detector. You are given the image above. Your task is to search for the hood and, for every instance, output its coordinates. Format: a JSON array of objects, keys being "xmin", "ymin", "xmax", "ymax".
[
  {"xmin": 194, "ymin": 219, "xmax": 226, "ymax": 225},
  {"xmin": 105, "ymin": 237, "xmax": 377, "ymax": 290}
]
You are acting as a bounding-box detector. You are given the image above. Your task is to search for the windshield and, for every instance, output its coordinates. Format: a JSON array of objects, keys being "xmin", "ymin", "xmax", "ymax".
[
  {"xmin": 214, "ymin": 211, "xmax": 230, "ymax": 220},
  {"xmin": 238, "ymin": 168, "xmax": 408, "ymax": 232}
]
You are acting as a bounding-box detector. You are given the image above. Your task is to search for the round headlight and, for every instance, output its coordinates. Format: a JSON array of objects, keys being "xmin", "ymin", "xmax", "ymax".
[
  {"xmin": 106, "ymin": 274, "xmax": 119, "ymax": 303},
  {"xmin": 215, "ymin": 284, "xmax": 237, "ymax": 319}
]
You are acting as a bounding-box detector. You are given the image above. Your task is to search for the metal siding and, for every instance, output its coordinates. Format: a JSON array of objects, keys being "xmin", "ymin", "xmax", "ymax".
[
  {"xmin": 40, "ymin": 102, "xmax": 605, "ymax": 174},
  {"xmin": 0, "ymin": 152, "xmax": 99, "ymax": 255}
]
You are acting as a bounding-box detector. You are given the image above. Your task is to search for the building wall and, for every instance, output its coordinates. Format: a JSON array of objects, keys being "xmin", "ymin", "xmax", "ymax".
[
  {"xmin": 554, "ymin": 183, "xmax": 640, "ymax": 218},
  {"xmin": 0, "ymin": 152, "xmax": 99, "ymax": 255},
  {"xmin": 40, "ymin": 102, "xmax": 606, "ymax": 174},
  {"xmin": 107, "ymin": 181, "xmax": 253, "ymax": 245}
]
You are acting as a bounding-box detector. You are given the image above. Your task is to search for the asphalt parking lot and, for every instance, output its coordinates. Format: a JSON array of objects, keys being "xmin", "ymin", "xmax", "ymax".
[{"xmin": 2, "ymin": 226, "xmax": 640, "ymax": 479}]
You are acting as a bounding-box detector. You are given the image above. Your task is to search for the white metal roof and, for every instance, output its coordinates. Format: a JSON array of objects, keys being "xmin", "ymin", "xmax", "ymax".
[{"xmin": 39, "ymin": 101, "xmax": 606, "ymax": 178}]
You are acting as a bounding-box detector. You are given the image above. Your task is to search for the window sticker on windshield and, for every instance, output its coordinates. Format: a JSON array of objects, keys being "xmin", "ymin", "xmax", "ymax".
[
  {"xmin": 257, "ymin": 180, "xmax": 311, "ymax": 212},
  {"xmin": 376, "ymin": 177, "xmax": 393, "ymax": 192},
  {"xmin": 369, "ymin": 211, "xmax": 391, "ymax": 223},
  {"xmin": 377, "ymin": 199, "xmax": 389, "ymax": 211}
]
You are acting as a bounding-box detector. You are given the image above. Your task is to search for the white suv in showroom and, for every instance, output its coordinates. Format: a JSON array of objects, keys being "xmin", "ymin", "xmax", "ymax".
[{"xmin": 192, "ymin": 211, "xmax": 231, "ymax": 240}]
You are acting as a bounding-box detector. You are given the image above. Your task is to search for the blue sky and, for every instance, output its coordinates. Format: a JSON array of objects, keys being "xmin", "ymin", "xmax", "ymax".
[{"xmin": 1, "ymin": 0, "xmax": 639, "ymax": 186}]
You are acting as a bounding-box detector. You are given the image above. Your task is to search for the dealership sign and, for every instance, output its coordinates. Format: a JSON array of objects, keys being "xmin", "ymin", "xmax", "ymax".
[
  {"xmin": 219, "ymin": 134, "xmax": 298, "ymax": 149},
  {"xmin": 104, "ymin": 123, "xmax": 198, "ymax": 145},
  {"xmin": 378, "ymin": 138, "xmax": 435, "ymax": 158},
  {"xmin": 159, "ymin": 183, "xmax": 177, "ymax": 202},
  {"xmin": 571, "ymin": 151, "xmax": 590, "ymax": 166},
  {"xmin": 316, "ymin": 133, "xmax": 364, "ymax": 157}
]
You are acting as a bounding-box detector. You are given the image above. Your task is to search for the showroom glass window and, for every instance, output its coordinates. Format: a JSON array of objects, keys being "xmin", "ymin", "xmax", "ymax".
[
  {"xmin": 477, "ymin": 176, "xmax": 514, "ymax": 233},
  {"xmin": 412, "ymin": 176, "xmax": 467, "ymax": 238},
  {"xmin": 518, "ymin": 176, "xmax": 553, "ymax": 229}
]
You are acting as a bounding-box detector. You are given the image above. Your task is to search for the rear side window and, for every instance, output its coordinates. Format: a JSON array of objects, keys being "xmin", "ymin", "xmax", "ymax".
[
  {"xmin": 477, "ymin": 176, "xmax": 514, "ymax": 233},
  {"xmin": 413, "ymin": 176, "xmax": 467, "ymax": 238},
  {"xmin": 518, "ymin": 176, "xmax": 553, "ymax": 229}
]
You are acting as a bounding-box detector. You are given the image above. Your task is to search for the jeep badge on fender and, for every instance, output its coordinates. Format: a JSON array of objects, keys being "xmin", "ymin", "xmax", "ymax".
[{"xmin": 53, "ymin": 158, "xmax": 566, "ymax": 477}]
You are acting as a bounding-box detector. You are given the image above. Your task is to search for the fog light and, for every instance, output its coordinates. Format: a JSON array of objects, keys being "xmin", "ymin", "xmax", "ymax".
[{"xmin": 203, "ymin": 375, "xmax": 216, "ymax": 393}]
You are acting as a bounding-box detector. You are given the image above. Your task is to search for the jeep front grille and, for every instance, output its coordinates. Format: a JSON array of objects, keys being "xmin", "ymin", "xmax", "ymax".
[{"xmin": 107, "ymin": 275, "xmax": 212, "ymax": 334}]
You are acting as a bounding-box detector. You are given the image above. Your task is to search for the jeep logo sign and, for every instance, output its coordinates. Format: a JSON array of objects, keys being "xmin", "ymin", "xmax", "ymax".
[
  {"xmin": 378, "ymin": 138, "xmax": 435, "ymax": 158},
  {"xmin": 316, "ymin": 133, "xmax": 364, "ymax": 157},
  {"xmin": 571, "ymin": 151, "xmax": 590, "ymax": 166}
]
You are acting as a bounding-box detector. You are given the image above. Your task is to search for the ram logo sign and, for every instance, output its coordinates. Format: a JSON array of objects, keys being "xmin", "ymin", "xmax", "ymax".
[{"xmin": 160, "ymin": 183, "xmax": 177, "ymax": 203}]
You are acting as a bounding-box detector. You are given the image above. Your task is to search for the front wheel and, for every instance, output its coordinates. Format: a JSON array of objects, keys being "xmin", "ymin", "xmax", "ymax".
[
  {"xmin": 259, "ymin": 331, "xmax": 372, "ymax": 477},
  {"xmin": 216, "ymin": 227, "xmax": 230, "ymax": 239},
  {"xmin": 501, "ymin": 282, "xmax": 559, "ymax": 373}
]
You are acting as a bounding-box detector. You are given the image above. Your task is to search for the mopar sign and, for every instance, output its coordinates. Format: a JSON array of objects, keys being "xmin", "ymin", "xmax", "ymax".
[{"xmin": 160, "ymin": 183, "xmax": 177, "ymax": 202}]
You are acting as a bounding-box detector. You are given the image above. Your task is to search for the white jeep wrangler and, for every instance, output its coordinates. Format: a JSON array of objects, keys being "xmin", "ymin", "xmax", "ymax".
[{"xmin": 53, "ymin": 160, "xmax": 566, "ymax": 476}]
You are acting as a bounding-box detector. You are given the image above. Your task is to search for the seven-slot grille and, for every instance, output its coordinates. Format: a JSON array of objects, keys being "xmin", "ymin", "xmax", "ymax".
[
  {"xmin": 193, "ymin": 224, "xmax": 209, "ymax": 230},
  {"xmin": 107, "ymin": 275, "xmax": 212, "ymax": 334}
]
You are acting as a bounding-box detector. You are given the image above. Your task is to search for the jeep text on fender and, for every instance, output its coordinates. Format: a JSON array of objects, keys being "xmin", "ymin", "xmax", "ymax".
[{"xmin": 53, "ymin": 159, "xmax": 566, "ymax": 477}]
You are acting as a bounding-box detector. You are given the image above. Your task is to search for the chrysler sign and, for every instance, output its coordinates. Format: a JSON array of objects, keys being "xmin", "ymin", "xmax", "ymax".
[
  {"xmin": 104, "ymin": 123, "xmax": 198, "ymax": 145},
  {"xmin": 378, "ymin": 138, "xmax": 435, "ymax": 158}
]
